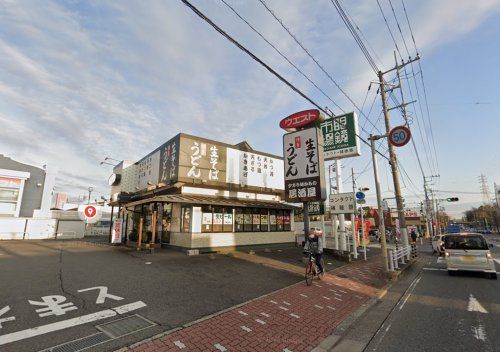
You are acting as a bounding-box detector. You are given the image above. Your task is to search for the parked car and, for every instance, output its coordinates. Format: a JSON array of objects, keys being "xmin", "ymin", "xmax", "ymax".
[
  {"xmin": 431, "ymin": 234, "xmax": 446, "ymax": 254},
  {"xmin": 444, "ymin": 233, "xmax": 497, "ymax": 279}
]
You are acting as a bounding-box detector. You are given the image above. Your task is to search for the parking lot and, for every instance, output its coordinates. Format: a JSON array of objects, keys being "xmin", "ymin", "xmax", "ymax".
[{"xmin": 0, "ymin": 240, "xmax": 303, "ymax": 352}]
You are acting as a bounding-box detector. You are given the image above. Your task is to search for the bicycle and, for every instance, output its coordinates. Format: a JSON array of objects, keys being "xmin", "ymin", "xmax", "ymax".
[{"xmin": 304, "ymin": 250, "xmax": 325, "ymax": 286}]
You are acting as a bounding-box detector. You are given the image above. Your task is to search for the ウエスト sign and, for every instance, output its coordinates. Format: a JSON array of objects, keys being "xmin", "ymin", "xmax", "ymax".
[{"xmin": 279, "ymin": 109, "xmax": 323, "ymax": 132}]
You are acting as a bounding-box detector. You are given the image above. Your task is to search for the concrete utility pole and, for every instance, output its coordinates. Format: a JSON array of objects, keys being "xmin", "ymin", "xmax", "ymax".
[
  {"xmin": 378, "ymin": 70, "xmax": 409, "ymax": 251},
  {"xmin": 370, "ymin": 134, "xmax": 389, "ymax": 271},
  {"xmin": 336, "ymin": 159, "xmax": 347, "ymax": 251},
  {"xmin": 351, "ymin": 168, "xmax": 358, "ymax": 259}
]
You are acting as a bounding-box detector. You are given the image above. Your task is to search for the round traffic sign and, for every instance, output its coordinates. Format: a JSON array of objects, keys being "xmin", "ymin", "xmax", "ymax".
[
  {"xmin": 84, "ymin": 205, "xmax": 97, "ymax": 218},
  {"xmin": 355, "ymin": 191, "xmax": 365, "ymax": 200},
  {"xmin": 389, "ymin": 125, "xmax": 411, "ymax": 147},
  {"xmin": 357, "ymin": 199, "xmax": 366, "ymax": 204}
]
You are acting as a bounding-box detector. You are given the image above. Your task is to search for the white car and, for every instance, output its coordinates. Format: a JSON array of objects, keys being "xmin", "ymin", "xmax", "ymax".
[
  {"xmin": 444, "ymin": 233, "xmax": 497, "ymax": 280},
  {"xmin": 431, "ymin": 234, "xmax": 446, "ymax": 254}
]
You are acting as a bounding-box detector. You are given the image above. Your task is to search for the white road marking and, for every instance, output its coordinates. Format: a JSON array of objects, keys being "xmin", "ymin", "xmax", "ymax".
[
  {"xmin": 472, "ymin": 324, "xmax": 487, "ymax": 342},
  {"xmin": 290, "ymin": 313, "xmax": 300, "ymax": 318},
  {"xmin": 0, "ymin": 306, "xmax": 15, "ymax": 328},
  {"xmin": 327, "ymin": 306, "xmax": 336, "ymax": 310},
  {"xmin": 112, "ymin": 301, "xmax": 147, "ymax": 314},
  {"xmin": 284, "ymin": 348, "xmax": 293, "ymax": 352},
  {"xmin": 241, "ymin": 326, "xmax": 252, "ymax": 332},
  {"xmin": 322, "ymin": 296, "xmax": 331, "ymax": 300},
  {"xmin": 260, "ymin": 312, "xmax": 270, "ymax": 318},
  {"xmin": 0, "ymin": 301, "xmax": 145, "ymax": 346},
  {"xmin": 255, "ymin": 319, "xmax": 266, "ymax": 325},
  {"xmin": 467, "ymin": 295, "xmax": 488, "ymax": 314},
  {"xmin": 279, "ymin": 306, "xmax": 289, "ymax": 311},
  {"xmin": 174, "ymin": 340, "xmax": 186, "ymax": 349},
  {"xmin": 314, "ymin": 305, "xmax": 324, "ymax": 309},
  {"xmin": 77, "ymin": 286, "xmax": 123, "ymax": 304},
  {"xmin": 334, "ymin": 297, "xmax": 342, "ymax": 301},
  {"xmin": 299, "ymin": 294, "xmax": 308, "ymax": 298},
  {"xmin": 282, "ymin": 301, "xmax": 291, "ymax": 306},
  {"xmin": 238, "ymin": 310, "xmax": 248, "ymax": 316},
  {"xmin": 270, "ymin": 300, "xmax": 278, "ymax": 304},
  {"xmin": 398, "ymin": 275, "xmax": 422, "ymax": 311},
  {"xmin": 214, "ymin": 343, "xmax": 227, "ymax": 351}
]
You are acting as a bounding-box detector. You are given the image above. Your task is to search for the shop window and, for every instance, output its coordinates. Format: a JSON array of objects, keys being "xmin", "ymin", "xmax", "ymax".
[
  {"xmin": 213, "ymin": 206, "xmax": 224, "ymax": 232},
  {"xmin": 181, "ymin": 206, "xmax": 191, "ymax": 233},
  {"xmin": 251, "ymin": 208, "xmax": 260, "ymax": 231},
  {"xmin": 283, "ymin": 210, "xmax": 291, "ymax": 231},
  {"xmin": 235, "ymin": 208, "xmax": 244, "ymax": 232},
  {"xmin": 276, "ymin": 210, "xmax": 284, "ymax": 231},
  {"xmin": 269, "ymin": 210, "xmax": 277, "ymax": 232},
  {"xmin": 201, "ymin": 205, "xmax": 213, "ymax": 233},
  {"xmin": 260, "ymin": 209, "xmax": 269, "ymax": 232},
  {"xmin": 243, "ymin": 208, "xmax": 253, "ymax": 232},
  {"xmin": 223, "ymin": 207, "xmax": 233, "ymax": 232}
]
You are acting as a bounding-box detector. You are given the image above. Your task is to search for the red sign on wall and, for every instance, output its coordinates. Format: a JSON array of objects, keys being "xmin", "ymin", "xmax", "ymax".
[
  {"xmin": 280, "ymin": 109, "xmax": 323, "ymax": 131},
  {"xmin": 84, "ymin": 205, "xmax": 97, "ymax": 218}
]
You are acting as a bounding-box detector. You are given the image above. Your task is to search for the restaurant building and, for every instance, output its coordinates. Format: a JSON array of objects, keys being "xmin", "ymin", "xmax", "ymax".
[{"xmin": 108, "ymin": 133, "xmax": 296, "ymax": 252}]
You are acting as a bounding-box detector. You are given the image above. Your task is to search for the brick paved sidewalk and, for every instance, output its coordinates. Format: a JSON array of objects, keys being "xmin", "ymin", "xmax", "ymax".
[{"xmin": 124, "ymin": 256, "xmax": 388, "ymax": 352}]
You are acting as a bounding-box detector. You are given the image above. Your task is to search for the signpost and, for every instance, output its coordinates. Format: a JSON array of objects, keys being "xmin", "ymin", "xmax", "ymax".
[
  {"xmin": 111, "ymin": 218, "xmax": 123, "ymax": 244},
  {"xmin": 320, "ymin": 112, "xmax": 361, "ymax": 160},
  {"xmin": 356, "ymin": 191, "xmax": 365, "ymax": 200},
  {"xmin": 389, "ymin": 125, "xmax": 411, "ymax": 147}
]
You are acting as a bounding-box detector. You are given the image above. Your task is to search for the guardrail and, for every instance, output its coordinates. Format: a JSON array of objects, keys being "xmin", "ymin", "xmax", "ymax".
[{"xmin": 388, "ymin": 245, "xmax": 411, "ymax": 271}]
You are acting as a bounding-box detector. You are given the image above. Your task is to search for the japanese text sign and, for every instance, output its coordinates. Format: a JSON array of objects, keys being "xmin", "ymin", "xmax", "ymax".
[
  {"xmin": 329, "ymin": 192, "xmax": 356, "ymax": 214},
  {"xmin": 283, "ymin": 127, "xmax": 326, "ymax": 202},
  {"xmin": 320, "ymin": 112, "xmax": 361, "ymax": 160}
]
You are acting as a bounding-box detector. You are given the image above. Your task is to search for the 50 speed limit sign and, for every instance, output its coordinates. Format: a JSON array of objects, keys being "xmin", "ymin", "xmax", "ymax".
[{"xmin": 389, "ymin": 125, "xmax": 411, "ymax": 147}]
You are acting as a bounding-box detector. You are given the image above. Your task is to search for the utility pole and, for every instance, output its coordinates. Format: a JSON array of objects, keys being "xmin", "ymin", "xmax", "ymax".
[
  {"xmin": 370, "ymin": 134, "xmax": 389, "ymax": 271},
  {"xmin": 378, "ymin": 69, "xmax": 409, "ymax": 252},
  {"xmin": 329, "ymin": 164, "xmax": 339, "ymax": 250},
  {"xmin": 351, "ymin": 168, "xmax": 358, "ymax": 259},
  {"xmin": 336, "ymin": 159, "xmax": 347, "ymax": 251}
]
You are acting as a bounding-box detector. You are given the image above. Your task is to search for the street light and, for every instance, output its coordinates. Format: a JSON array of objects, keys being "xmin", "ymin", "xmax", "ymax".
[{"xmin": 87, "ymin": 187, "xmax": 93, "ymax": 205}]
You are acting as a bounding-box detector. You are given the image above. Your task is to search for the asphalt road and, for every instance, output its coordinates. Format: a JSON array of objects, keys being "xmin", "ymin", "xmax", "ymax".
[
  {"xmin": 0, "ymin": 239, "xmax": 301, "ymax": 352},
  {"xmin": 365, "ymin": 235, "xmax": 500, "ymax": 352}
]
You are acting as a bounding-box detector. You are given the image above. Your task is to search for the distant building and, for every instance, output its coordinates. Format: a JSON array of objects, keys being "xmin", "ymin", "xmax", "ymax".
[{"xmin": 0, "ymin": 155, "xmax": 56, "ymax": 218}]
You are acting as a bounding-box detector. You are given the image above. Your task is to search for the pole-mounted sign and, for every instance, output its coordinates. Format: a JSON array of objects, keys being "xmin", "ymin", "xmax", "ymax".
[
  {"xmin": 389, "ymin": 125, "xmax": 411, "ymax": 147},
  {"xmin": 279, "ymin": 109, "xmax": 325, "ymax": 132}
]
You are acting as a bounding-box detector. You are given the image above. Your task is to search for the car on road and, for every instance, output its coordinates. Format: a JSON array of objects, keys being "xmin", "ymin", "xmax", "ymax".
[
  {"xmin": 431, "ymin": 234, "xmax": 446, "ymax": 254},
  {"xmin": 444, "ymin": 233, "xmax": 497, "ymax": 279}
]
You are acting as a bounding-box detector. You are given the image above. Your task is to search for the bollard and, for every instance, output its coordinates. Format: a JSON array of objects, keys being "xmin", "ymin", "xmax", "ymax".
[{"xmin": 394, "ymin": 249, "xmax": 399, "ymax": 269}]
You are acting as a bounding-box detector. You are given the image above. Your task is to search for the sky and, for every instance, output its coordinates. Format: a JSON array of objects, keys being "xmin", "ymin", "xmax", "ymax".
[{"xmin": 1, "ymin": 0, "xmax": 499, "ymax": 216}]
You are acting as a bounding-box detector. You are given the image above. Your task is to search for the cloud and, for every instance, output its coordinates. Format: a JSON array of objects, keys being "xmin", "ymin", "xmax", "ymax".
[{"xmin": 0, "ymin": 0, "xmax": 497, "ymax": 211}]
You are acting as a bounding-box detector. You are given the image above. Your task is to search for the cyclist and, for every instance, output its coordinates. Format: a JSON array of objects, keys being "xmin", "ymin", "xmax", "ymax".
[{"xmin": 304, "ymin": 228, "xmax": 324, "ymax": 274}]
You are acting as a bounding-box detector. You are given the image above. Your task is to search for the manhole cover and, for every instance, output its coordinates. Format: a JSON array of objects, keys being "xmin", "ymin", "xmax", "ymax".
[
  {"xmin": 39, "ymin": 332, "xmax": 109, "ymax": 352},
  {"xmin": 96, "ymin": 314, "xmax": 156, "ymax": 338}
]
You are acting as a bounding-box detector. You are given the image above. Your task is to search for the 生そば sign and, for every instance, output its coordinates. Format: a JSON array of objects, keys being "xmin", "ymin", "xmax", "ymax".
[
  {"xmin": 320, "ymin": 112, "xmax": 361, "ymax": 160},
  {"xmin": 283, "ymin": 127, "xmax": 326, "ymax": 202}
]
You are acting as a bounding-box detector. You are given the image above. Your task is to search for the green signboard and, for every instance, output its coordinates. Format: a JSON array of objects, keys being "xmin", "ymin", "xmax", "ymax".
[
  {"xmin": 306, "ymin": 201, "xmax": 325, "ymax": 215},
  {"xmin": 320, "ymin": 112, "xmax": 361, "ymax": 160}
]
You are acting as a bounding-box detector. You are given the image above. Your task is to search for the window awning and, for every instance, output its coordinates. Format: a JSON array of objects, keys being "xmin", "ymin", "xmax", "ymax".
[{"xmin": 121, "ymin": 194, "xmax": 298, "ymax": 210}]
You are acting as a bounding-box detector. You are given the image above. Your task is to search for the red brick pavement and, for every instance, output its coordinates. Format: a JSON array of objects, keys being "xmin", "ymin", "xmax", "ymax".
[{"xmin": 126, "ymin": 256, "xmax": 388, "ymax": 352}]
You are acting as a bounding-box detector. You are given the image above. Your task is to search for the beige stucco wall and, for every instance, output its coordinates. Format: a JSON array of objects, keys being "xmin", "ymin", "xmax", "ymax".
[
  {"xmin": 169, "ymin": 232, "xmax": 192, "ymax": 248},
  {"xmin": 179, "ymin": 231, "xmax": 295, "ymax": 249}
]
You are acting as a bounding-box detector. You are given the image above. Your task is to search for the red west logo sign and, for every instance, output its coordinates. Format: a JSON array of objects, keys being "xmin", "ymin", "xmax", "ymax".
[{"xmin": 279, "ymin": 109, "xmax": 322, "ymax": 131}]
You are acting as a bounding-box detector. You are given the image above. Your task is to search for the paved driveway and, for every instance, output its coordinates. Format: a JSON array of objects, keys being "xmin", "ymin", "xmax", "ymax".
[{"xmin": 0, "ymin": 240, "xmax": 301, "ymax": 352}]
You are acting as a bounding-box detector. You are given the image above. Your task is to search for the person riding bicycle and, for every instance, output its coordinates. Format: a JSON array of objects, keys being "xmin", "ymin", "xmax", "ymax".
[{"xmin": 304, "ymin": 228, "xmax": 324, "ymax": 274}]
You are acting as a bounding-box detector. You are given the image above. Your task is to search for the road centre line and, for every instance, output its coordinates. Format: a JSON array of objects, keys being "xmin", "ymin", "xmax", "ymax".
[
  {"xmin": 398, "ymin": 275, "xmax": 422, "ymax": 311},
  {"xmin": 0, "ymin": 301, "xmax": 146, "ymax": 346}
]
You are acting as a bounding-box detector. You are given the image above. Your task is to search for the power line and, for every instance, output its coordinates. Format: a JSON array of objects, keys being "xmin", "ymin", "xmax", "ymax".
[
  {"xmin": 219, "ymin": 0, "xmax": 344, "ymax": 112},
  {"xmin": 257, "ymin": 0, "xmax": 385, "ymax": 135},
  {"xmin": 180, "ymin": 0, "xmax": 389, "ymax": 160}
]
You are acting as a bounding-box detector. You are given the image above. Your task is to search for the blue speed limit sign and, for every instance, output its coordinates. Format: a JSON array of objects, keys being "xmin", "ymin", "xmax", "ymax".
[{"xmin": 389, "ymin": 125, "xmax": 411, "ymax": 147}]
